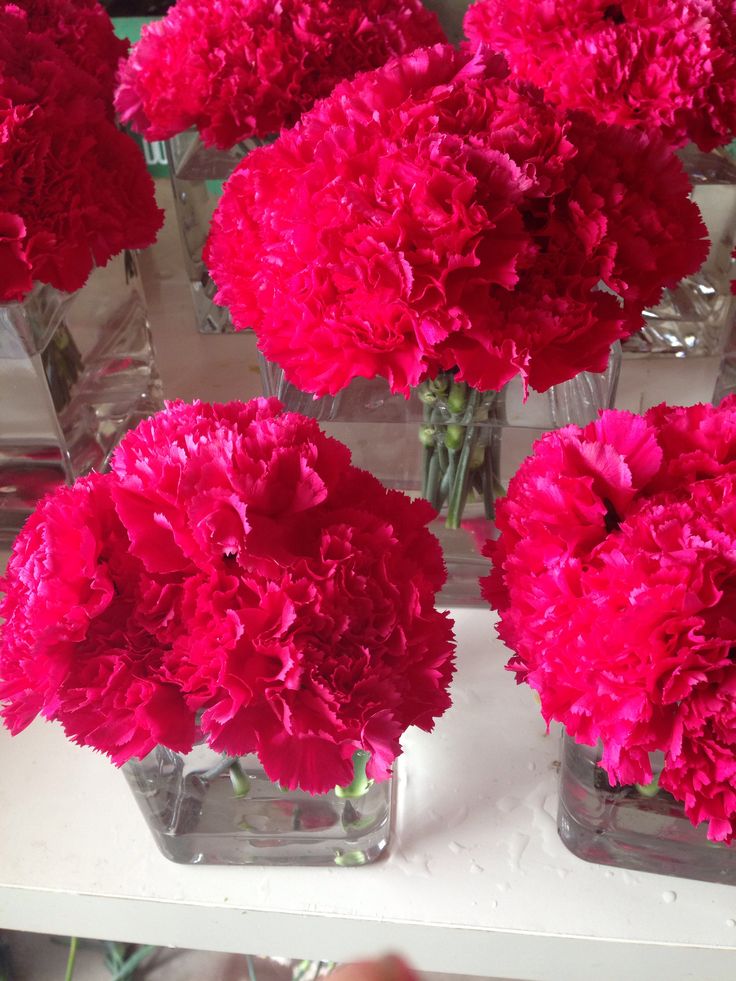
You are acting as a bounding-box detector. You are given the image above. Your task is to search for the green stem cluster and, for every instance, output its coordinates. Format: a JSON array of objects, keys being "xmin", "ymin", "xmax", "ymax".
[
  {"xmin": 418, "ymin": 374, "xmax": 504, "ymax": 529},
  {"xmin": 202, "ymin": 751, "xmax": 373, "ymax": 800}
]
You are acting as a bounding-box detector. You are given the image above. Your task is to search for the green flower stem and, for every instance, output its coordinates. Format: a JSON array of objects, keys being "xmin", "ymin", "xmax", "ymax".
[
  {"xmin": 420, "ymin": 402, "xmax": 434, "ymax": 501},
  {"xmin": 335, "ymin": 750, "xmax": 373, "ymax": 799},
  {"xmin": 446, "ymin": 387, "xmax": 481, "ymax": 529},
  {"xmin": 446, "ymin": 444, "xmax": 458, "ymax": 493},
  {"xmin": 426, "ymin": 449, "xmax": 441, "ymax": 510},
  {"xmin": 490, "ymin": 388, "xmax": 506, "ymax": 499},
  {"xmin": 64, "ymin": 937, "xmax": 78, "ymax": 981},
  {"xmin": 228, "ymin": 760, "xmax": 251, "ymax": 798},
  {"xmin": 636, "ymin": 773, "xmax": 661, "ymax": 798},
  {"xmin": 437, "ymin": 439, "xmax": 449, "ymax": 477},
  {"xmin": 481, "ymin": 444, "xmax": 495, "ymax": 520},
  {"xmin": 417, "ymin": 375, "xmax": 499, "ymax": 527},
  {"xmin": 200, "ymin": 756, "xmax": 251, "ymax": 798},
  {"xmin": 201, "ymin": 756, "xmax": 239, "ymax": 780},
  {"xmin": 109, "ymin": 945, "xmax": 157, "ymax": 981}
]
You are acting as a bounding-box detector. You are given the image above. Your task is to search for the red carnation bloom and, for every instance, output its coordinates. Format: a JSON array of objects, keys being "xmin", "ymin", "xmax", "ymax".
[
  {"xmin": 1, "ymin": 400, "xmax": 455, "ymax": 792},
  {"xmin": 0, "ymin": 7, "xmax": 163, "ymax": 302},
  {"xmin": 114, "ymin": 0, "xmax": 446, "ymax": 149},
  {"xmin": 0, "ymin": 211, "xmax": 32, "ymax": 302},
  {"xmin": 485, "ymin": 397, "xmax": 736, "ymax": 842},
  {"xmin": 206, "ymin": 43, "xmax": 707, "ymax": 397},
  {"xmin": 464, "ymin": 0, "xmax": 736, "ymax": 151},
  {"xmin": 0, "ymin": 473, "xmax": 195, "ymax": 763},
  {"xmin": 7, "ymin": 0, "xmax": 129, "ymax": 104},
  {"xmin": 662, "ymin": 669, "xmax": 736, "ymax": 842}
]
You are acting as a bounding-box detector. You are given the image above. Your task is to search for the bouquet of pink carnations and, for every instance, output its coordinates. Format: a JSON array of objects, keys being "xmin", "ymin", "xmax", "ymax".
[
  {"xmin": 0, "ymin": 0, "xmax": 162, "ymax": 303},
  {"xmin": 206, "ymin": 42, "xmax": 708, "ymax": 528},
  {"xmin": 114, "ymin": 0, "xmax": 446, "ymax": 149},
  {"xmin": 464, "ymin": 0, "xmax": 736, "ymax": 150},
  {"xmin": 0, "ymin": 399, "xmax": 455, "ymax": 794},
  {"xmin": 486, "ymin": 397, "xmax": 736, "ymax": 842}
]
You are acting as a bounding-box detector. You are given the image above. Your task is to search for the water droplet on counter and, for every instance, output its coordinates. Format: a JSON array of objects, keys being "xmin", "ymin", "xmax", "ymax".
[
  {"xmin": 507, "ymin": 831, "xmax": 530, "ymax": 871},
  {"xmin": 448, "ymin": 840, "xmax": 465, "ymax": 855},
  {"xmin": 727, "ymin": 919, "xmax": 736, "ymax": 928},
  {"xmin": 496, "ymin": 796, "xmax": 521, "ymax": 814},
  {"xmin": 604, "ymin": 870, "xmax": 614, "ymax": 879},
  {"xmin": 454, "ymin": 804, "xmax": 469, "ymax": 824},
  {"xmin": 527, "ymin": 761, "xmax": 537, "ymax": 772},
  {"xmin": 490, "ymin": 899, "xmax": 498, "ymax": 910},
  {"xmin": 662, "ymin": 891, "xmax": 677, "ymax": 904},
  {"xmin": 497, "ymin": 881, "xmax": 511, "ymax": 892},
  {"xmin": 470, "ymin": 860, "xmax": 484, "ymax": 874}
]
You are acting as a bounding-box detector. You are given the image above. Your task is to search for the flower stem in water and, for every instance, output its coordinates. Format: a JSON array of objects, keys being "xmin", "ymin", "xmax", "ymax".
[{"xmin": 335, "ymin": 750, "xmax": 373, "ymax": 799}]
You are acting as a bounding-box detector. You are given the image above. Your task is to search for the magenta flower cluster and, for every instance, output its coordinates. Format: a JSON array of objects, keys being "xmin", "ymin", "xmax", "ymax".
[
  {"xmin": 206, "ymin": 44, "xmax": 707, "ymax": 399},
  {"xmin": 0, "ymin": 1, "xmax": 162, "ymax": 302},
  {"xmin": 0, "ymin": 400, "xmax": 455, "ymax": 794},
  {"xmin": 486, "ymin": 398, "xmax": 736, "ymax": 842},
  {"xmin": 464, "ymin": 0, "xmax": 736, "ymax": 151},
  {"xmin": 115, "ymin": 0, "xmax": 446, "ymax": 149}
]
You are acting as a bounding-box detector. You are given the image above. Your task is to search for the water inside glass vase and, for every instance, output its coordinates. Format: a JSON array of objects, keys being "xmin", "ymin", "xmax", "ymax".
[{"xmin": 123, "ymin": 742, "xmax": 393, "ymax": 866}]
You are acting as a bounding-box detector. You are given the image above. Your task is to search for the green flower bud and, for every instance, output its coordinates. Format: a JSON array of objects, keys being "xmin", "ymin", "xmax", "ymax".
[
  {"xmin": 447, "ymin": 382, "xmax": 468, "ymax": 414},
  {"xmin": 444, "ymin": 424, "xmax": 464, "ymax": 450},
  {"xmin": 419, "ymin": 425, "xmax": 437, "ymax": 447},
  {"xmin": 417, "ymin": 381, "xmax": 437, "ymax": 405},
  {"xmin": 469, "ymin": 443, "xmax": 486, "ymax": 470},
  {"xmin": 428, "ymin": 373, "xmax": 450, "ymax": 395}
]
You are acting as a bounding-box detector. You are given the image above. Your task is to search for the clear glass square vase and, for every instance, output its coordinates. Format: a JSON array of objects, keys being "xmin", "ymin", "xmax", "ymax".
[
  {"xmin": 557, "ymin": 733, "xmax": 736, "ymax": 884},
  {"xmin": 123, "ymin": 743, "xmax": 393, "ymax": 866}
]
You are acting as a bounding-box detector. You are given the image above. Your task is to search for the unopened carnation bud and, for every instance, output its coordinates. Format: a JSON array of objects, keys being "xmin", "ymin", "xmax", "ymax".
[
  {"xmin": 428, "ymin": 373, "xmax": 451, "ymax": 395},
  {"xmin": 445, "ymin": 424, "xmax": 464, "ymax": 450},
  {"xmin": 447, "ymin": 382, "xmax": 468, "ymax": 415},
  {"xmin": 419, "ymin": 425, "xmax": 437, "ymax": 447},
  {"xmin": 469, "ymin": 442, "xmax": 486, "ymax": 470},
  {"xmin": 417, "ymin": 381, "xmax": 437, "ymax": 405}
]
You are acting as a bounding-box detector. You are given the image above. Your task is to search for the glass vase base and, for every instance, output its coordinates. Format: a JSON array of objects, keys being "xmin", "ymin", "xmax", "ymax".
[
  {"xmin": 124, "ymin": 747, "xmax": 393, "ymax": 866},
  {"xmin": 557, "ymin": 735, "xmax": 736, "ymax": 885}
]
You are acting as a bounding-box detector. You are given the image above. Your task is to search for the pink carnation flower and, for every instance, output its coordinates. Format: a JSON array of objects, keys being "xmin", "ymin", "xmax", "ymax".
[
  {"xmin": 0, "ymin": 6, "xmax": 163, "ymax": 301},
  {"xmin": 485, "ymin": 397, "xmax": 736, "ymax": 842},
  {"xmin": 1, "ymin": 400, "xmax": 455, "ymax": 793},
  {"xmin": 205, "ymin": 43, "xmax": 707, "ymax": 398},
  {"xmin": 0, "ymin": 473, "xmax": 195, "ymax": 763},
  {"xmin": 114, "ymin": 0, "xmax": 446, "ymax": 149},
  {"xmin": 8, "ymin": 0, "xmax": 129, "ymax": 104},
  {"xmin": 662, "ymin": 669, "xmax": 736, "ymax": 842},
  {"xmin": 463, "ymin": 0, "xmax": 736, "ymax": 151}
]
